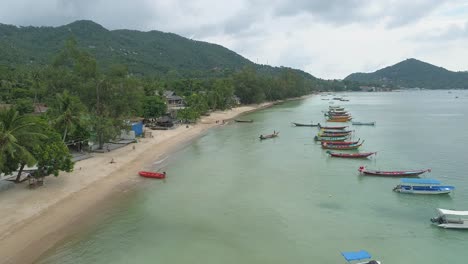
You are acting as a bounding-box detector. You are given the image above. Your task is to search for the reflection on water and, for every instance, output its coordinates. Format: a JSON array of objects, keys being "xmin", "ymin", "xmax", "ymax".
[{"xmin": 38, "ymin": 91, "xmax": 468, "ymax": 264}]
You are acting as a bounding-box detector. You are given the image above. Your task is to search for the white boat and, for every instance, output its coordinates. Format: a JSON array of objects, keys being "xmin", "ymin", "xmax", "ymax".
[
  {"xmin": 431, "ymin": 209, "xmax": 468, "ymax": 229},
  {"xmin": 341, "ymin": 250, "xmax": 381, "ymax": 264},
  {"xmin": 393, "ymin": 178, "xmax": 455, "ymax": 194},
  {"xmin": 352, "ymin": 121, "xmax": 375, "ymax": 126}
]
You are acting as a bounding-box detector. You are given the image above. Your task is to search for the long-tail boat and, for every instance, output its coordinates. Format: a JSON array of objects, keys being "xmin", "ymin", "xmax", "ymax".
[
  {"xmin": 318, "ymin": 132, "xmax": 351, "ymax": 137},
  {"xmin": 314, "ymin": 135, "xmax": 347, "ymax": 141},
  {"xmin": 259, "ymin": 131, "xmax": 279, "ymax": 140},
  {"xmin": 292, "ymin": 122, "xmax": 319, "ymax": 127},
  {"xmin": 235, "ymin": 119, "xmax": 254, "ymax": 123},
  {"xmin": 317, "ymin": 124, "xmax": 347, "ymax": 130},
  {"xmin": 352, "ymin": 121, "xmax": 376, "ymax": 126},
  {"xmin": 358, "ymin": 166, "xmax": 431, "ymax": 177},
  {"xmin": 327, "ymin": 118, "xmax": 351, "ymax": 122},
  {"xmin": 327, "ymin": 151, "xmax": 376, "ymax": 158},
  {"xmin": 320, "ymin": 139, "xmax": 360, "ymax": 145},
  {"xmin": 319, "ymin": 129, "xmax": 352, "ymax": 134},
  {"xmin": 322, "ymin": 141, "xmax": 364, "ymax": 150}
]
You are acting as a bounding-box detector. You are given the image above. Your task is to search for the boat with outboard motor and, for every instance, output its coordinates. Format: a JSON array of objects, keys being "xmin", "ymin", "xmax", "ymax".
[
  {"xmin": 393, "ymin": 178, "xmax": 455, "ymax": 194},
  {"xmin": 341, "ymin": 250, "xmax": 381, "ymax": 264},
  {"xmin": 431, "ymin": 208, "xmax": 468, "ymax": 229},
  {"xmin": 358, "ymin": 166, "xmax": 431, "ymax": 177}
]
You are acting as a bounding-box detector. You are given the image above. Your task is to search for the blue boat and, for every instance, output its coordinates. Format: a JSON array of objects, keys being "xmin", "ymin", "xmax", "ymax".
[
  {"xmin": 393, "ymin": 178, "xmax": 455, "ymax": 194},
  {"xmin": 341, "ymin": 250, "xmax": 381, "ymax": 264}
]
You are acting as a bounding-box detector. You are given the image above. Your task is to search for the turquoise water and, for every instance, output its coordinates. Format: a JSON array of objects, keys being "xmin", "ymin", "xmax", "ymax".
[{"xmin": 37, "ymin": 91, "xmax": 468, "ymax": 263}]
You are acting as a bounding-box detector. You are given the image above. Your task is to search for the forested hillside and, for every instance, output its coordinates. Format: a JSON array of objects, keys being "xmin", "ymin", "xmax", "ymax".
[{"xmin": 345, "ymin": 58, "xmax": 468, "ymax": 89}]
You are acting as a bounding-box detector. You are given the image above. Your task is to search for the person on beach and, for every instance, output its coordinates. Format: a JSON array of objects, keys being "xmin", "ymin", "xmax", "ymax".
[{"xmin": 110, "ymin": 158, "xmax": 115, "ymax": 164}]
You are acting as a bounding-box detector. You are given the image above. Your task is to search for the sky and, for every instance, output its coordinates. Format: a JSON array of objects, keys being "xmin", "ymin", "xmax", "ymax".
[{"xmin": 0, "ymin": 0, "xmax": 467, "ymax": 79}]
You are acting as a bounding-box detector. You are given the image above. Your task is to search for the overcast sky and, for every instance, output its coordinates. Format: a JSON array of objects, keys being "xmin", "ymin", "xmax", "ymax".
[{"xmin": 1, "ymin": 0, "xmax": 467, "ymax": 79}]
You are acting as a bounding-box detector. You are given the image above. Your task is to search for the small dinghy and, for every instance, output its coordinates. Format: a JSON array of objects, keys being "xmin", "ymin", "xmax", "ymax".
[
  {"xmin": 139, "ymin": 171, "xmax": 166, "ymax": 179},
  {"xmin": 259, "ymin": 131, "xmax": 279, "ymax": 140}
]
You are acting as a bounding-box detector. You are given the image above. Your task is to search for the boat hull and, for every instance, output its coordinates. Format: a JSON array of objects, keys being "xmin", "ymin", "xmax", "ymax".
[
  {"xmin": 394, "ymin": 187, "xmax": 454, "ymax": 194},
  {"xmin": 292, "ymin": 122, "xmax": 319, "ymax": 127},
  {"xmin": 359, "ymin": 167, "xmax": 430, "ymax": 177},
  {"xmin": 327, "ymin": 151, "xmax": 375, "ymax": 158},
  {"xmin": 138, "ymin": 171, "xmax": 166, "ymax": 179}
]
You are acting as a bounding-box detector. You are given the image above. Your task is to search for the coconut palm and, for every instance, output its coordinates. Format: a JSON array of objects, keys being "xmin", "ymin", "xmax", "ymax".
[
  {"xmin": 48, "ymin": 90, "xmax": 85, "ymax": 142},
  {"xmin": 0, "ymin": 108, "xmax": 45, "ymax": 181}
]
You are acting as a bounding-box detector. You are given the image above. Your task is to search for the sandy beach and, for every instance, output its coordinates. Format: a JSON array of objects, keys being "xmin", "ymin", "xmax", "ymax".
[{"xmin": 0, "ymin": 103, "xmax": 276, "ymax": 264}]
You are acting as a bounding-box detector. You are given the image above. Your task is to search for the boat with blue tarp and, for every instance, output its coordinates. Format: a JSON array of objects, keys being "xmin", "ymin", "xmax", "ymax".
[
  {"xmin": 341, "ymin": 250, "xmax": 381, "ymax": 264},
  {"xmin": 393, "ymin": 178, "xmax": 455, "ymax": 194}
]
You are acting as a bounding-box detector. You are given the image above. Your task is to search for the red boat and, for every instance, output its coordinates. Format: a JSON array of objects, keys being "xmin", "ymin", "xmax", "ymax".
[
  {"xmin": 358, "ymin": 166, "xmax": 431, "ymax": 177},
  {"xmin": 327, "ymin": 151, "xmax": 376, "ymax": 158},
  {"xmin": 320, "ymin": 139, "xmax": 360, "ymax": 145},
  {"xmin": 317, "ymin": 124, "xmax": 348, "ymax": 130},
  {"xmin": 139, "ymin": 171, "xmax": 166, "ymax": 179}
]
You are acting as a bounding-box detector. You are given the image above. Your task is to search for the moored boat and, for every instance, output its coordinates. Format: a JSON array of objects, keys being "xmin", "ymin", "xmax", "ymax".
[
  {"xmin": 314, "ymin": 135, "xmax": 348, "ymax": 141},
  {"xmin": 259, "ymin": 131, "xmax": 279, "ymax": 140},
  {"xmin": 318, "ymin": 132, "xmax": 351, "ymax": 137},
  {"xmin": 327, "ymin": 151, "xmax": 376, "ymax": 158},
  {"xmin": 317, "ymin": 124, "xmax": 348, "ymax": 130},
  {"xmin": 292, "ymin": 122, "xmax": 319, "ymax": 127},
  {"xmin": 393, "ymin": 178, "xmax": 454, "ymax": 194},
  {"xmin": 431, "ymin": 209, "xmax": 468, "ymax": 229},
  {"xmin": 352, "ymin": 121, "xmax": 376, "ymax": 126},
  {"xmin": 319, "ymin": 129, "xmax": 352, "ymax": 134},
  {"xmin": 235, "ymin": 119, "xmax": 254, "ymax": 123},
  {"xmin": 341, "ymin": 250, "xmax": 381, "ymax": 264},
  {"xmin": 139, "ymin": 171, "xmax": 166, "ymax": 179},
  {"xmin": 320, "ymin": 139, "xmax": 360, "ymax": 145},
  {"xmin": 327, "ymin": 118, "xmax": 351, "ymax": 122},
  {"xmin": 358, "ymin": 166, "xmax": 431, "ymax": 177},
  {"xmin": 322, "ymin": 141, "xmax": 364, "ymax": 150}
]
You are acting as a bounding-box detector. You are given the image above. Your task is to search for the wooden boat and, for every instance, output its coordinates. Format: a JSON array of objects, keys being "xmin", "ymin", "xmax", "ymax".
[
  {"xmin": 431, "ymin": 209, "xmax": 468, "ymax": 229},
  {"xmin": 317, "ymin": 124, "xmax": 347, "ymax": 130},
  {"xmin": 235, "ymin": 119, "xmax": 253, "ymax": 123},
  {"xmin": 138, "ymin": 171, "xmax": 166, "ymax": 179},
  {"xmin": 319, "ymin": 129, "xmax": 352, "ymax": 134},
  {"xmin": 358, "ymin": 166, "xmax": 431, "ymax": 177},
  {"xmin": 341, "ymin": 250, "xmax": 381, "ymax": 264},
  {"xmin": 259, "ymin": 131, "xmax": 279, "ymax": 140},
  {"xmin": 314, "ymin": 135, "xmax": 347, "ymax": 141},
  {"xmin": 329, "ymin": 106, "xmax": 344, "ymax": 111},
  {"xmin": 318, "ymin": 132, "xmax": 350, "ymax": 137},
  {"xmin": 322, "ymin": 141, "xmax": 363, "ymax": 150},
  {"xmin": 320, "ymin": 139, "xmax": 360, "ymax": 145},
  {"xmin": 393, "ymin": 178, "xmax": 454, "ymax": 194},
  {"xmin": 327, "ymin": 118, "xmax": 351, "ymax": 122},
  {"xmin": 292, "ymin": 122, "xmax": 319, "ymax": 127},
  {"xmin": 352, "ymin": 121, "xmax": 375, "ymax": 126},
  {"xmin": 327, "ymin": 151, "xmax": 375, "ymax": 158}
]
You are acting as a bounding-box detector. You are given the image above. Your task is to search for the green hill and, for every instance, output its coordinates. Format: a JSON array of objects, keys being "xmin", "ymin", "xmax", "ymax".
[
  {"xmin": 345, "ymin": 58, "xmax": 468, "ymax": 89},
  {"xmin": 0, "ymin": 20, "xmax": 317, "ymax": 80}
]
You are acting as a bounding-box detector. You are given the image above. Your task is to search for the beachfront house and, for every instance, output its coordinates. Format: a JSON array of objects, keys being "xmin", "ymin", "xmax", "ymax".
[{"xmin": 163, "ymin": 90, "xmax": 185, "ymax": 109}]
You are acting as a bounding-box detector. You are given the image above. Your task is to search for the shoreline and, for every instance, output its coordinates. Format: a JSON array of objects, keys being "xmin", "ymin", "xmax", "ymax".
[{"xmin": 0, "ymin": 100, "xmax": 286, "ymax": 264}]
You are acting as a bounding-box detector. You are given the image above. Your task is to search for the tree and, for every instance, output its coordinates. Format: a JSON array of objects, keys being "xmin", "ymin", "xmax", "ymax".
[
  {"xmin": 13, "ymin": 98, "xmax": 34, "ymax": 115},
  {"xmin": 31, "ymin": 127, "xmax": 74, "ymax": 178},
  {"xmin": 142, "ymin": 96, "xmax": 167, "ymax": 119},
  {"xmin": 0, "ymin": 109, "xmax": 46, "ymax": 181},
  {"xmin": 47, "ymin": 90, "xmax": 86, "ymax": 142}
]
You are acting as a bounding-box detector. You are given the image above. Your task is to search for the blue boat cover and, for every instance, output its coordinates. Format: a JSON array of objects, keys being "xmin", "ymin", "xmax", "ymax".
[
  {"xmin": 400, "ymin": 178, "xmax": 441, "ymax": 185},
  {"xmin": 341, "ymin": 250, "xmax": 371, "ymax": 261}
]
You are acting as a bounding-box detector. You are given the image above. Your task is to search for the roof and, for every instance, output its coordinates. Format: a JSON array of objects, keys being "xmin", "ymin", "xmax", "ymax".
[
  {"xmin": 341, "ymin": 250, "xmax": 371, "ymax": 262},
  {"xmin": 401, "ymin": 178, "xmax": 441, "ymax": 185},
  {"xmin": 437, "ymin": 208, "xmax": 468, "ymax": 216},
  {"xmin": 167, "ymin": 95, "xmax": 183, "ymax": 101},
  {"xmin": 163, "ymin": 90, "xmax": 175, "ymax": 97}
]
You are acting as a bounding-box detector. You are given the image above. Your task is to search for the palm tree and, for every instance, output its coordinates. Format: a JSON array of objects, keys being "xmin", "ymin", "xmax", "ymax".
[
  {"xmin": 0, "ymin": 108, "xmax": 45, "ymax": 182},
  {"xmin": 48, "ymin": 90, "xmax": 85, "ymax": 142}
]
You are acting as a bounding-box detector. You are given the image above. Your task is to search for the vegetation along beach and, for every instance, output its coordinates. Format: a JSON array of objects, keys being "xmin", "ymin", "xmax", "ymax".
[{"xmin": 1, "ymin": 2, "xmax": 468, "ymax": 263}]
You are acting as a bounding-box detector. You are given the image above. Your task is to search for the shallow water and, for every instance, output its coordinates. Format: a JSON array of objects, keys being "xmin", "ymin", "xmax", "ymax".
[{"xmin": 37, "ymin": 90, "xmax": 468, "ymax": 263}]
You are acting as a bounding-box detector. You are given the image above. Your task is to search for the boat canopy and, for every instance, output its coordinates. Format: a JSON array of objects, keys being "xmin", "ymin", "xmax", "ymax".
[
  {"xmin": 401, "ymin": 178, "xmax": 441, "ymax": 185},
  {"xmin": 341, "ymin": 250, "xmax": 371, "ymax": 261},
  {"xmin": 437, "ymin": 208, "xmax": 468, "ymax": 216}
]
